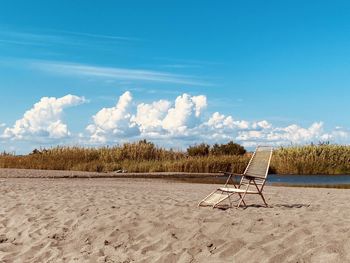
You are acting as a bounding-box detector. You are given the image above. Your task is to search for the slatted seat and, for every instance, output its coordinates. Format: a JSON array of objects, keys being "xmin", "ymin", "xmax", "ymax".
[
  {"xmin": 218, "ymin": 188, "xmax": 257, "ymax": 194},
  {"xmin": 198, "ymin": 146, "xmax": 273, "ymax": 208}
]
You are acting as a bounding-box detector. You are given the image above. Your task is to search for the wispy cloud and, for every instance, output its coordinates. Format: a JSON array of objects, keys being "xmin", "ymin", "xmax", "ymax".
[
  {"xmin": 0, "ymin": 28, "xmax": 212, "ymax": 86},
  {"xmin": 51, "ymin": 29, "xmax": 139, "ymax": 42},
  {"xmin": 0, "ymin": 29, "xmax": 70, "ymax": 47},
  {"xmin": 0, "ymin": 39, "xmax": 49, "ymax": 47},
  {"xmin": 154, "ymin": 57, "xmax": 224, "ymax": 67},
  {"xmin": 0, "ymin": 27, "xmax": 138, "ymax": 48},
  {"xmin": 30, "ymin": 60, "xmax": 211, "ymax": 86},
  {"xmin": 161, "ymin": 64, "xmax": 202, "ymax": 69}
]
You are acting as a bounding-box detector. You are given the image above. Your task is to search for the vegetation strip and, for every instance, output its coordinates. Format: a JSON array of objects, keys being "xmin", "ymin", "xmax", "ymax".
[
  {"xmin": 1, "ymin": 141, "xmax": 350, "ymax": 175},
  {"xmin": 0, "ymin": 169, "xmax": 221, "ymax": 179}
]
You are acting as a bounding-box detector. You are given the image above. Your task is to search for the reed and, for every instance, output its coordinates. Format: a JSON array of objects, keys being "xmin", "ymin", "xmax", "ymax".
[
  {"xmin": 0, "ymin": 141, "xmax": 186, "ymax": 172},
  {"xmin": 271, "ymin": 144, "xmax": 350, "ymax": 174},
  {"xmin": 1, "ymin": 142, "xmax": 350, "ymax": 175}
]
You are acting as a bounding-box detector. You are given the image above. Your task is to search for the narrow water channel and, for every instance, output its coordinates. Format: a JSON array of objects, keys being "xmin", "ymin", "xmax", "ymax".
[{"xmin": 169, "ymin": 174, "xmax": 350, "ymax": 188}]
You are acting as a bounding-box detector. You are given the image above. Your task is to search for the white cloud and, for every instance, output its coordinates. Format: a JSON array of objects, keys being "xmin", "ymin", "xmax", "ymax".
[
  {"xmin": 0, "ymin": 28, "xmax": 137, "ymax": 49},
  {"xmin": 252, "ymin": 120, "xmax": 272, "ymax": 130},
  {"xmin": 3, "ymin": 90, "xmax": 348, "ymax": 149},
  {"xmin": 86, "ymin": 91, "xmax": 139, "ymax": 143},
  {"xmin": 3, "ymin": 95, "xmax": 86, "ymax": 140},
  {"xmin": 131, "ymin": 100, "xmax": 171, "ymax": 134},
  {"xmin": 85, "ymin": 91, "xmax": 350, "ymax": 147},
  {"xmin": 162, "ymin": 94, "xmax": 207, "ymax": 134},
  {"xmin": 276, "ymin": 122, "xmax": 324, "ymax": 142},
  {"xmin": 320, "ymin": 126, "xmax": 350, "ymax": 143},
  {"xmin": 191, "ymin": 95, "xmax": 207, "ymax": 117},
  {"xmin": 87, "ymin": 92, "xmax": 208, "ymax": 142},
  {"xmin": 237, "ymin": 122, "xmax": 327, "ymax": 145},
  {"xmin": 31, "ymin": 61, "xmax": 209, "ymax": 86},
  {"xmin": 237, "ymin": 130, "xmax": 265, "ymax": 141},
  {"xmin": 206, "ymin": 112, "xmax": 250, "ymax": 130},
  {"xmin": 0, "ymin": 123, "xmax": 5, "ymax": 128}
]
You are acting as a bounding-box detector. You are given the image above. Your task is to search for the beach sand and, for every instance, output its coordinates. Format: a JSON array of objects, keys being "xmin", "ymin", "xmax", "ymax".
[{"xmin": 0, "ymin": 175, "xmax": 349, "ymax": 262}]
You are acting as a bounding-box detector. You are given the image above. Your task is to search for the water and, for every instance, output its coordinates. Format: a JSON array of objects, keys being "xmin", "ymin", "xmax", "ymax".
[
  {"xmin": 267, "ymin": 174, "xmax": 350, "ymax": 186},
  {"xmin": 170, "ymin": 174, "xmax": 350, "ymax": 188}
]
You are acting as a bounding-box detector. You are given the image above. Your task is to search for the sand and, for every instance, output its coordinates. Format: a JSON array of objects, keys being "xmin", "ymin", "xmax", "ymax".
[{"xmin": 0, "ymin": 174, "xmax": 349, "ymax": 262}]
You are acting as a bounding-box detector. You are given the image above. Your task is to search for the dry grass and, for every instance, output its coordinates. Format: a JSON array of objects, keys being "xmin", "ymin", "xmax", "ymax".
[
  {"xmin": 0, "ymin": 141, "xmax": 249, "ymax": 173},
  {"xmin": 271, "ymin": 144, "xmax": 350, "ymax": 174},
  {"xmin": 1, "ymin": 142, "xmax": 349, "ymax": 175}
]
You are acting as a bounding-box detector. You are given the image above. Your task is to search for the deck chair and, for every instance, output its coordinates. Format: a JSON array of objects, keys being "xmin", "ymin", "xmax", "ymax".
[{"xmin": 198, "ymin": 146, "xmax": 273, "ymax": 208}]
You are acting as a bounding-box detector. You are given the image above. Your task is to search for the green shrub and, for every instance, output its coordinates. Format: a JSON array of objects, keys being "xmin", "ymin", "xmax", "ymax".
[
  {"xmin": 210, "ymin": 141, "xmax": 246, "ymax": 156},
  {"xmin": 187, "ymin": 143, "xmax": 210, "ymax": 157}
]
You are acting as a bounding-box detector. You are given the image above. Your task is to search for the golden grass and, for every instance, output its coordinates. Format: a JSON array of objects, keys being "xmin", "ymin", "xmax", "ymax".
[
  {"xmin": 0, "ymin": 141, "xmax": 248, "ymax": 173},
  {"xmin": 271, "ymin": 144, "xmax": 350, "ymax": 174},
  {"xmin": 1, "ymin": 142, "xmax": 349, "ymax": 175}
]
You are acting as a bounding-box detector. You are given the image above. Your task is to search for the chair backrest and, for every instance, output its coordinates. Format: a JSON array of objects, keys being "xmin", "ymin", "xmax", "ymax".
[{"xmin": 240, "ymin": 146, "xmax": 273, "ymax": 187}]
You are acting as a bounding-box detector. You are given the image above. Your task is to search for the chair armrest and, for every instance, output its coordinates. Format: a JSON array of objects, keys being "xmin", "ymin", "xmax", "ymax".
[
  {"xmin": 219, "ymin": 171, "xmax": 242, "ymax": 187},
  {"xmin": 219, "ymin": 171, "xmax": 243, "ymax": 176}
]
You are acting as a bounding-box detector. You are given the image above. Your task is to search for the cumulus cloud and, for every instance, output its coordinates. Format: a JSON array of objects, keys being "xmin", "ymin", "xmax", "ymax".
[
  {"xmin": 87, "ymin": 92, "xmax": 208, "ymax": 142},
  {"xmin": 194, "ymin": 112, "xmax": 250, "ymax": 142},
  {"xmin": 206, "ymin": 112, "xmax": 250, "ymax": 130},
  {"xmin": 86, "ymin": 91, "xmax": 139, "ymax": 143},
  {"xmin": 236, "ymin": 122, "xmax": 328, "ymax": 145},
  {"xmin": 252, "ymin": 120, "xmax": 272, "ymax": 130},
  {"xmin": 162, "ymin": 94, "xmax": 207, "ymax": 134},
  {"xmin": 3, "ymin": 95, "xmax": 86, "ymax": 140},
  {"xmin": 271, "ymin": 122, "xmax": 324, "ymax": 142},
  {"xmin": 84, "ymin": 91, "xmax": 350, "ymax": 147},
  {"xmin": 319, "ymin": 126, "xmax": 350, "ymax": 143},
  {"xmin": 3, "ymin": 90, "xmax": 348, "ymax": 148},
  {"xmin": 131, "ymin": 100, "xmax": 171, "ymax": 134}
]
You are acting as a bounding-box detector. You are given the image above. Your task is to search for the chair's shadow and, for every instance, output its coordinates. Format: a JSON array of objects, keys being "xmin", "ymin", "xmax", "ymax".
[
  {"xmin": 215, "ymin": 203, "xmax": 311, "ymax": 210},
  {"xmin": 271, "ymin": 203, "xmax": 311, "ymax": 208}
]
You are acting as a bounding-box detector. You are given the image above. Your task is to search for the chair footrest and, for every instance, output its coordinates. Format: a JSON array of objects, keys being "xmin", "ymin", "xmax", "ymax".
[{"xmin": 198, "ymin": 192, "xmax": 230, "ymax": 206}]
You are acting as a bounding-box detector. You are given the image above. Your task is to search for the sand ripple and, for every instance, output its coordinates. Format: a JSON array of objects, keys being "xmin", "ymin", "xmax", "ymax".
[{"xmin": 0, "ymin": 178, "xmax": 349, "ymax": 262}]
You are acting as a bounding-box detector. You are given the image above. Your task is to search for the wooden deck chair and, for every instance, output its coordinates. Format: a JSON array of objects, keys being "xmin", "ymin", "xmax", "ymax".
[{"xmin": 198, "ymin": 146, "xmax": 273, "ymax": 208}]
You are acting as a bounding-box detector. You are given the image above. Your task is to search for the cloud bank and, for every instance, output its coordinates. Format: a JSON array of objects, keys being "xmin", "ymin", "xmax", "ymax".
[
  {"xmin": 1, "ymin": 91, "xmax": 348, "ymax": 149},
  {"xmin": 3, "ymin": 95, "xmax": 86, "ymax": 140},
  {"xmin": 84, "ymin": 91, "xmax": 349, "ymax": 146}
]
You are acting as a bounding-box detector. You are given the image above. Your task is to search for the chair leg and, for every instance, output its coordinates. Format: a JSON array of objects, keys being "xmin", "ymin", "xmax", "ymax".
[
  {"xmin": 237, "ymin": 180, "xmax": 251, "ymax": 208},
  {"xmin": 260, "ymin": 193, "xmax": 268, "ymax": 207},
  {"xmin": 237, "ymin": 191, "xmax": 247, "ymax": 208},
  {"xmin": 237, "ymin": 193, "xmax": 246, "ymax": 206},
  {"xmin": 252, "ymin": 180, "xmax": 268, "ymax": 207}
]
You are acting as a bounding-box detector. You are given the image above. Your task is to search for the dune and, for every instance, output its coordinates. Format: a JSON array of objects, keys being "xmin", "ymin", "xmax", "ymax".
[{"xmin": 0, "ymin": 174, "xmax": 349, "ymax": 262}]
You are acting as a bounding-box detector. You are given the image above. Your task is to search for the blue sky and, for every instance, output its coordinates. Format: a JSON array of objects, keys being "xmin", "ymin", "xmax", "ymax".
[{"xmin": 1, "ymin": 0, "xmax": 350, "ymax": 153}]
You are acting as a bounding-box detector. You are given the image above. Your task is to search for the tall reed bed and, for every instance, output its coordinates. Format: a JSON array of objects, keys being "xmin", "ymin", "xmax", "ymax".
[
  {"xmin": 271, "ymin": 144, "xmax": 350, "ymax": 174},
  {"xmin": 0, "ymin": 151, "xmax": 248, "ymax": 173},
  {"xmin": 0, "ymin": 141, "xmax": 186, "ymax": 172},
  {"xmin": 1, "ymin": 142, "xmax": 350, "ymax": 175}
]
